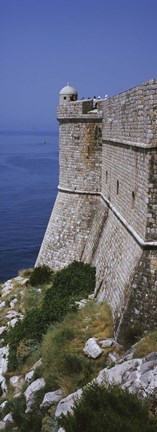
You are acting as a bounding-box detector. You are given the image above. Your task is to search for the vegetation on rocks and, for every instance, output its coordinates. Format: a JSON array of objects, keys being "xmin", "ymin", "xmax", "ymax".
[
  {"xmin": 1, "ymin": 262, "xmax": 157, "ymax": 432},
  {"xmin": 41, "ymin": 301, "xmax": 112, "ymax": 394},
  {"xmin": 60, "ymin": 382, "xmax": 157, "ymax": 432},
  {"xmin": 133, "ymin": 330, "xmax": 157, "ymax": 358},
  {"xmin": 6, "ymin": 261, "xmax": 96, "ymax": 370}
]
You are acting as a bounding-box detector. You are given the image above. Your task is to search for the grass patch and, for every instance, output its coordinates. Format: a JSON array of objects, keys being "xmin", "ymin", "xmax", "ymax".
[
  {"xmin": 133, "ymin": 330, "xmax": 157, "ymax": 358},
  {"xmin": 41, "ymin": 301, "xmax": 113, "ymax": 394}
]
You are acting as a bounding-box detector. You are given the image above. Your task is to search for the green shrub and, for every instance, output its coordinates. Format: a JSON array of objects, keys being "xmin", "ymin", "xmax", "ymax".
[
  {"xmin": 60, "ymin": 382, "xmax": 157, "ymax": 432},
  {"xmin": 7, "ymin": 308, "xmax": 43, "ymax": 370},
  {"xmin": 29, "ymin": 265, "xmax": 53, "ymax": 286},
  {"xmin": 7, "ymin": 262, "xmax": 96, "ymax": 370},
  {"xmin": 42, "ymin": 261, "xmax": 95, "ymax": 323},
  {"xmin": 123, "ymin": 322, "xmax": 143, "ymax": 347},
  {"xmin": 8, "ymin": 393, "xmax": 42, "ymax": 432}
]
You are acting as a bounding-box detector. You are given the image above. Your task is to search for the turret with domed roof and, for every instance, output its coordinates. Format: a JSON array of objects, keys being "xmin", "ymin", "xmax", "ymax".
[{"xmin": 59, "ymin": 82, "xmax": 78, "ymax": 105}]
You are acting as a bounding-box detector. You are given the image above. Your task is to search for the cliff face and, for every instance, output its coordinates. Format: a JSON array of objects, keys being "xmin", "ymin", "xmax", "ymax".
[{"xmin": 36, "ymin": 79, "xmax": 157, "ymax": 338}]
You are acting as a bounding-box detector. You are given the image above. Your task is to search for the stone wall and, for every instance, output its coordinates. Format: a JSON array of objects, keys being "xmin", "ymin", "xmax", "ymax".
[
  {"xmin": 36, "ymin": 80, "xmax": 157, "ymax": 338},
  {"xmin": 36, "ymin": 192, "xmax": 100, "ymax": 270},
  {"xmin": 59, "ymin": 120, "xmax": 102, "ymax": 192},
  {"xmin": 82, "ymin": 201, "xmax": 142, "ymax": 326},
  {"xmin": 102, "ymin": 79, "xmax": 157, "ymax": 146}
]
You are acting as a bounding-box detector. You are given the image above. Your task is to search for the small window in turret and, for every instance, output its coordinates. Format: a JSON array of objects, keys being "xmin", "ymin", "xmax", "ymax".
[
  {"xmin": 117, "ymin": 180, "xmax": 119, "ymax": 195},
  {"xmin": 132, "ymin": 191, "xmax": 135, "ymax": 209},
  {"xmin": 106, "ymin": 171, "xmax": 108, "ymax": 183},
  {"xmin": 63, "ymin": 96, "xmax": 66, "ymax": 100}
]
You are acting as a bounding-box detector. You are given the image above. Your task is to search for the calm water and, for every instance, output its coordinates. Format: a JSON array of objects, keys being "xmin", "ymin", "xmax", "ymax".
[{"xmin": 0, "ymin": 132, "xmax": 59, "ymax": 282}]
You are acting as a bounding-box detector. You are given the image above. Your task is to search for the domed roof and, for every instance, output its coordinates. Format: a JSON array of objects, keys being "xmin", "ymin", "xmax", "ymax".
[{"xmin": 59, "ymin": 82, "xmax": 78, "ymax": 95}]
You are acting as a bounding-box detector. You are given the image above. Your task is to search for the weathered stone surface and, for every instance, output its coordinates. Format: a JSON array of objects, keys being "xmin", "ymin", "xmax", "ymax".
[
  {"xmin": 0, "ymin": 421, "xmax": 5, "ymax": 430},
  {"xmin": 24, "ymin": 378, "xmax": 45, "ymax": 412},
  {"xmin": 0, "ymin": 346, "xmax": 9, "ymax": 375},
  {"xmin": 3, "ymin": 412, "xmax": 14, "ymax": 424},
  {"xmin": 10, "ymin": 298, "xmax": 18, "ymax": 308},
  {"xmin": 1, "ymin": 279, "xmax": 14, "ymax": 297},
  {"xmin": 96, "ymin": 354, "xmax": 157, "ymax": 397},
  {"xmin": 83, "ymin": 338, "xmax": 102, "ymax": 359},
  {"xmin": 99, "ymin": 338, "xmax": 116, "ymax": 348},
  {"xmin": 10, "ymin": 376, "xmax": 25, "ymax": 394},
  {"xmin": 25, "ymin": 358, "xmax": 42, "ymax": 384},
  {"xmin": 25, "ymin": 370, "xmax": 34, "ymax": 384},
  {"xmin": 0, "ymin": 376, "xmax": 7, "ymax": 394},
  {"xmin": 75, "ymin": 299, "xmax": 88, "ymax": 309},
  {"xmin": 0, "ymin": 401, "xmax": 7, "ymax": 412},
  {"xmin": 55, "ymin": 389, "xmax": 83, "ymax": 418},
  {"xmin": 40, "ymin": 389, "xmax": 63, "ymax": 409}
]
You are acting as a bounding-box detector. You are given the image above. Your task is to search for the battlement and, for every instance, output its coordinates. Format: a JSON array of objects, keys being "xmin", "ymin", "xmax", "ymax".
[
  {"xmin": 102, "ymin": 79, "xmax": 157, "ymax": 148},
  {"xmin": 57, "ymin": 99, "xmax": 103, "ymax": 120}
]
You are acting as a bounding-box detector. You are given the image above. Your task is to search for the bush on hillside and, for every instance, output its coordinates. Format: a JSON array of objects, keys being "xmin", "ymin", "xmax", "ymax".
[
  {"xmin": 42, "ymin": 261, "xmax": 95, "ymax": 322},
  {"xmin": 60, "ymin": 382, "xmax": 157, "ymax": 432},
  {"xmin": 29, "ymin": 265, "xmax": 53, "ymax": 286},
  {"xmin": 4, "ymin": 393, "xmax": 43, "ymax": 432},
  {"xmin": 7, "ymin": 261, "xmax": 96, "ymax": 370}
]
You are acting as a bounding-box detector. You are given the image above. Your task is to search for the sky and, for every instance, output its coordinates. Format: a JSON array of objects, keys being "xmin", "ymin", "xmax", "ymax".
[{"xmin": 0, "ymin": 0, "xmax": 157, "ymax": 132}]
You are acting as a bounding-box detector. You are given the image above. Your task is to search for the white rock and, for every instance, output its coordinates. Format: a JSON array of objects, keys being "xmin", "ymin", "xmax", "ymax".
[
  {"xmin": 0, "ymin": 377, "xmax": 7, "ymax": 394},
  {"xmin": 97, "ymin": 359, "xmax": 142, "ymax": 386},
  {"xmin": 40, "ymin": 389, "xmax": 63, "ymax": 409},
  {"xmin": 3, "ymin": 412, "xmax": 14, "ymax": 424},
  {"xmin": 99, "ymin": 338, "xmax": 115, "ymax": 348},
  {"xmin": 14, "ymin": 276, "xmax": 28, "ymax": 286},
  {"xmin": 6, "ymin": 310, "xmax": 21, "ymax": 319},
  {"xmin": 25, "ymin": 358, "xmax": 42, "ymax": 384},
  {"xmin": 108, "ymin": 353, "xmax": 117, "ymax": 363},
  {"xmin": 8, "ymin": 318, "xmax": 19, "ymax": 328},
  {"xmin": 1, "ymin": 280, "xmax": 14, "ymax": 297},
  {"xmin": 58, "ymin": 428, "xmax": 65, "ymax": 432},
  {"xmin": 0, "ymin": 346, "xmax": 9, "ymax": 374},
  {"xmin": 0, "ymin": 401, "xmax": 7, "ymax": 412},
  {"xmin": 75, "ymin": 299, "xmax": 88, "ymax": 309},
  {"xmin": 10, "ymin": 375, "xmax": 25, "ymax": 393},
  {"xmin": 88, "ymin": 294, "xmax": 94, "ymax": 300},
  {"xmin": 0, "ymin": 421, "xmax": 5, "ymax": 430},
  {"xmin": 0, "ymin": 302, "xmax": 5, "ymax": 310},
  {"xmin": 10, "ymin": 298, "xmax": 18, "ymax": 308},
  {"xmin": 25, "ymin": 370, "xmax": 34, "ymax": 384},
  {"xmin": 7, "ymin": 312, "xmax": 23, "ymax": 328},
  {"xmin": 83, "ymin": 338, "xmax": 102, "ymax": 359},
  {"xmin": 55, "ymin": 389, "xmax": 83, "ymax": 418},
  {"xmin": 24, "ymin": 378, "xmax": 45, "ymax": 411},
  {"xmin": 32, "ymin": 358, "xmax": 42, "ymax": 369}
]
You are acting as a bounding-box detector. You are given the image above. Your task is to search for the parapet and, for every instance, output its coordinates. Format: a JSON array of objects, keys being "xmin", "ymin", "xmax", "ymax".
[
  {"xmin": 102, "ymin": 79, "xmax": 157, "ymax": 148},
  {"xmin": 57, "ymin": 99, "xmax": 103, "ymax": 121}
]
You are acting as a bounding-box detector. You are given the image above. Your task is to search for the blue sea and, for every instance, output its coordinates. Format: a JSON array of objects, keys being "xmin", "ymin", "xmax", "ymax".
[{"xmin": 0, "ymin": 132, "xmax": 59, "ymax": 282}]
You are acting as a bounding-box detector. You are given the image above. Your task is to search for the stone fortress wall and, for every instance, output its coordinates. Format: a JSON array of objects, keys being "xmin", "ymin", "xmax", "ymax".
[{"xmin": 36, "ymin": 79, "xmax": 157, "ymax": 339}]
